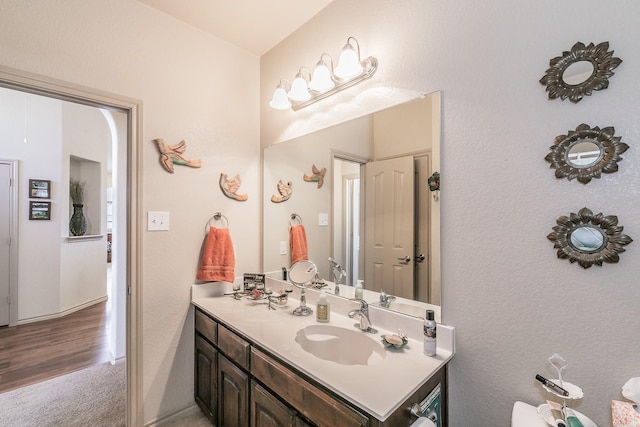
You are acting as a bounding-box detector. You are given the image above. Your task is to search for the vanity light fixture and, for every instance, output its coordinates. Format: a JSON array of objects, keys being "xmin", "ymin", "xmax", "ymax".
[{"xmin": 269, "ymin": 36, "xmax": 378, "ymax": 111}]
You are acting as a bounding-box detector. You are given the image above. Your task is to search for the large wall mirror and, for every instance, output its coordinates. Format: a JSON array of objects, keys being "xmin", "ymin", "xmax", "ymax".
[{"xmin": 263, "ymin": 91, "xmax": 442, "ymax": 316}]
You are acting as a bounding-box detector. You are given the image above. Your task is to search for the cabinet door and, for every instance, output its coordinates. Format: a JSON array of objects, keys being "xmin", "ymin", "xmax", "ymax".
[
  {"xmin": 251, "ymin": 380, "xmax": 296, "ymax": 427},
  {"xmin": 219, "ymin": 354, "xmax": 249, "ymax": 427},
  {"xmin": 195, "ymin": 334, "xmax": 217, "ymax": 422}
]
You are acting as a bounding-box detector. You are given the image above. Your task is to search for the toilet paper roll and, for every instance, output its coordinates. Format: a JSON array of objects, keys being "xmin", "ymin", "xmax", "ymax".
[{"xmin": 410, "ymin": 417, "xmax": 437, "ymax": 427}]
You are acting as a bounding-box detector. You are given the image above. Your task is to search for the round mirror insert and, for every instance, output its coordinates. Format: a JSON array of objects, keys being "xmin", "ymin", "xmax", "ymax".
[
  {"xmin": 562, "ymin": 60, "xmax": 595, "ymax": 86},
  {"xmin": 547, "ymin": 207, "xmax": 632, "ymax": 268},
  {"xmin": 540, "ymin": 41, "xmax": 622, "ymax": 103},
  {"xmin": 289, "ymin": 260, "xmax": 317, "ymax": 286},
  {"xmin": 569, "ymin": 226, "xmax": 606, "ymax": 253},
  {"xmin": 545, "ymin": 123, "xmax": 628, "ymax": 184},
  {"xmin": 565, "ymin": 140, "xmax": 603, "ymax": 168}
]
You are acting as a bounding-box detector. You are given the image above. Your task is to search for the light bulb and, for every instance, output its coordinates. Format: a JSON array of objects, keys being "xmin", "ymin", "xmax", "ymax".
[
  {"xmin": 335, "ymin": 44, "xmax": 363, "ymax": 79},
  {"xmin": 309, "ymin": 60, "xmax": 334, "ymax": 92},
  {"xmin": 269, "ymin": 85, "xmax": 291, "ymax": 110},
  {"xmin": 288, "ymin": 73, "xmax": 311, "ymax": 102}
]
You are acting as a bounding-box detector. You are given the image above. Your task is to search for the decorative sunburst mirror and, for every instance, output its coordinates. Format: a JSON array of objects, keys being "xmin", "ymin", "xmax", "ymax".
[
  {"xmin": 540, "ymin": 41, "xmax": 622, "ymax": 103},
  {"xmin": 544, "ymin": 123, "xmax": 629, "ymax": 184},
  {"xmin": 547, "ymin": 207, "xmax": 632, "ymax": 268}
]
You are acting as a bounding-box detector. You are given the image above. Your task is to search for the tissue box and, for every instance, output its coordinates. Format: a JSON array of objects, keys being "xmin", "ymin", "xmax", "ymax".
[{"xmin": 612, "ymin": 400, "xmax": 640, "ymax": 427}]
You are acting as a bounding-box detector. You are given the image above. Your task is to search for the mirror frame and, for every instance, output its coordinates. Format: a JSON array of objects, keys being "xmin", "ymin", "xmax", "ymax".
[
  {"xmin": 539, "ymin": 41, "xmax": 622, "ymax": 103},
  {"xmin": 547, "ymin": 207, "xmax": 632, "ymax": 268},
  {"xmin": 544, "ymin": 123, "xmax": 629, "ymax": 184}
]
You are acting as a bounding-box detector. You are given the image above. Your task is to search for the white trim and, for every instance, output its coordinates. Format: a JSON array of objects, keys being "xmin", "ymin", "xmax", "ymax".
[
  {"xmin": 0, "ymin": 159, "xmax": 19, "ymax": 326},
  {"xmin": 16, "ymin": 296, "xmax": 108, "ymax": 325},
  {"xmin": 0, "ymin": 65, "xmax": 143, "ymax": 427},
  {"xmin": 143, "ymin": 404, "xmax": 202, "ymax": 427}
]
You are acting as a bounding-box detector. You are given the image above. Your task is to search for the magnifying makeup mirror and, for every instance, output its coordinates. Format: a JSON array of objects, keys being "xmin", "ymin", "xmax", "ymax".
[{"xmin": 289, "ymin": 260, "xmax": 318, "ymax": 316}]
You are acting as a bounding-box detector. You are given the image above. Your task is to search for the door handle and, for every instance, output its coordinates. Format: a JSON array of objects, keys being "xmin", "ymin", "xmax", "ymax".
[
  {"xmin": 415, "ymin": 253, "xmax": 425, "ymax": 262},
  {"xmin": 397, "ymin": 256, "xmax": 411, "ymax": 263}
]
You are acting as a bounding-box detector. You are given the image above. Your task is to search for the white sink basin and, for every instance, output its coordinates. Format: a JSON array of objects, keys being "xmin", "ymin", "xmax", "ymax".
[{"xmin": 295, "ymin": 324, "xmax": 386, "ymax": 366}]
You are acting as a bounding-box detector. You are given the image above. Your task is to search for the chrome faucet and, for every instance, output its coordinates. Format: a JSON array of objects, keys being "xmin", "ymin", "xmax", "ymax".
[
  {"xmin": 348, "ymin": 299, "xmax": 376, "ymax": 333},
  {"xmin": 379, "ymin": 289, "xmax": 396, "ymax": 308}
]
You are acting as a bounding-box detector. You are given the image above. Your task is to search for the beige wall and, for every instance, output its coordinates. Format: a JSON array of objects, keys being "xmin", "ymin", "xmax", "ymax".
[
  {"xmin": 0, "ymin": 0, "xmax": 260, "ymax": 423},
  {"xmin": 261, "ymin": 1, "xmax": 640, "ymax": 426}
]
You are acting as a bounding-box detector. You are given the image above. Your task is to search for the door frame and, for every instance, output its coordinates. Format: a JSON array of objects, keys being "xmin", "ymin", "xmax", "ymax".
[
  {"xmin": 0, "ymin": 159, "xmax": 18, "ymax": 326},
  {"xmin": 0, "ymin": 65, "xmax": 143, "ymax": 426}
]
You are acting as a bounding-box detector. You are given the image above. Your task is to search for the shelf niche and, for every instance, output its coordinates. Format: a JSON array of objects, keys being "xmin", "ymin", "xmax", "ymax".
[{"xmin": 69, "ymin": 155, "xmax": 101, "ymax": 237}]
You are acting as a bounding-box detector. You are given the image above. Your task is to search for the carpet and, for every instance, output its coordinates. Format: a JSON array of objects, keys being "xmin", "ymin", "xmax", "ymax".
[{"xmin": 0, "ymin": 360, "xmax": 126, "ymax": 427}]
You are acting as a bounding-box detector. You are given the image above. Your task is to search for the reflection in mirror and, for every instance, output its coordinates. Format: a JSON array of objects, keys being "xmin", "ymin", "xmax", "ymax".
[
  {"xmin": 569, "ymin": 226, "xmax": 605, "ymax": 253},
  {"xmin": 562, "ymin": 60, "xmax": 595, "ymax": 86},
  {"xmin": 566, "ymin": 140, "xmax": 602, "ymax": 167},
  {"xmin": 263, "ymin": 92, "xmax": 441, "ymax": 318},
  {"xmin": 540, "ymin": 41, "xmax": 622, "ymax": 103},
  {"xmin": 545, "ymin": 123, "xmax": 628, "ymax": 184},
  {"xmin": 547, "ymin": 207, "xmax": 632, "ymax": 269}
]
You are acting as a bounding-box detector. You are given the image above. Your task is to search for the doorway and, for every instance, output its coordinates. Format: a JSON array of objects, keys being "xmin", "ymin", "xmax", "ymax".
[
  {"xmin": 0, "ymin": 66, "xmax": 141, "ymax": 425},
  {"xmin": 0, "ymin": 160, "xmax": 17, "ymax": 327}
]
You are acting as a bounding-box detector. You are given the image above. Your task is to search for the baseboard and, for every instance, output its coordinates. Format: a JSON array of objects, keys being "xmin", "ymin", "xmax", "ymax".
[
  {"xmin": 16, "ymin": 296, "xmax": 108, "ymax": 325},
  {"xmin": 144, "ymin": 404, "xmax": 201, "ymax": 427}
]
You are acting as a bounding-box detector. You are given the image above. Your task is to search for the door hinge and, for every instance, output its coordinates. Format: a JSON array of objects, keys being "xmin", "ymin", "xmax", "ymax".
[{"xmin": 127, "ymin": 285, "xmax": 132, "ymax": 296}]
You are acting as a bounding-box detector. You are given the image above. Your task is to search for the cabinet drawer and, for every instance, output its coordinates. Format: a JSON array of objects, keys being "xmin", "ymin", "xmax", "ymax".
[
  {"xmin": 218, "ymin": 325, "xmax": 251, "ymax": 370},
  {"xmin": 195, "ymin": 308, "xmax": 217, "ymax": 344},
  {"xmin": 251, "ymin": 349, "xmax": 369, "ymax": 427}
]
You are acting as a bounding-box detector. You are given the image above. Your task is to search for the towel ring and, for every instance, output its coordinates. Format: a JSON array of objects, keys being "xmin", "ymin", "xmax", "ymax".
[
  {"xmin": 205, "ymin": 212, "xmax": 229, "ymax": 231},
  {"xmin": 289, "ymin": 213, "xmax": 303, "ymax": 228}
]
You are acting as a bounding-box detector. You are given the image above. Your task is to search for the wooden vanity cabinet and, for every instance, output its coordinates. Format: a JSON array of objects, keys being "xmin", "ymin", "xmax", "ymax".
[
  {"xmin": 219, "ymin": 354, "xmax": 249, "ymax": 426},
  {"xmin": 251, "ymin": 380, "xmax": 297, "ymax": 427},
  {"xmin": 194, "ymin": 335, "xmax": 217, "ymax": 422},
  {"xmin": 194, "ymin": 306, "xmax": 447, "ymax": 427}
]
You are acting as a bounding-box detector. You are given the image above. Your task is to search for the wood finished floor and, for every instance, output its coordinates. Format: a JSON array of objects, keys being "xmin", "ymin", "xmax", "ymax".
[{"xmin": 0, "ymin": 301, "xmax": 111, "ymax": 394}]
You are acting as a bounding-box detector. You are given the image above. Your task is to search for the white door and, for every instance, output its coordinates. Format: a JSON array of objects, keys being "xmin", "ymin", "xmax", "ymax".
[
  {"xmin": 0, "ymin": 162, "xmax": 12, "ymax": 326},
  {"xmin": 364, "ymin": 156, "xmax": 414, "ymax": 299}
]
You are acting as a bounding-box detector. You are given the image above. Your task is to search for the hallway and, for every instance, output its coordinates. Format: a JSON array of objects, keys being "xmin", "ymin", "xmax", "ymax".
[{"xmin": 0, "ymin": 301, "xmax": 111, "ymax": 394}]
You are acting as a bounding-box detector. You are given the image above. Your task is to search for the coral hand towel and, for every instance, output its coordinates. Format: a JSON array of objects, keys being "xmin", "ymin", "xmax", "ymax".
[
  {"xmin": 289, "ymin": 224, "xmax": 308, "ymax": 265},
  {"xmin": 197, "ymin": 227, "xmax": 235, "ymax": 282}
]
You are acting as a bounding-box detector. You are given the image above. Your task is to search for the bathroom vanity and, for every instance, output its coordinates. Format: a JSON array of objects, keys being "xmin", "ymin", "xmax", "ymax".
[{"xmin": 192, "ymin": 281, "xmax": 455, "ymax": 426}]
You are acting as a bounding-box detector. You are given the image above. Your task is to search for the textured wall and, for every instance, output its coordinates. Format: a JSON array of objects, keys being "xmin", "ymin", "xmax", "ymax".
[{"xmin": 262, "ymin": 1, "xmax": 640, "ymax": 425}]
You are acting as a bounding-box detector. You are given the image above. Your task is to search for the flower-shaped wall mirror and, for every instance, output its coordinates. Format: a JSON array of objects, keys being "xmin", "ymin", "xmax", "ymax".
[
  {"xmin": 545, "ymin": 123, "xmax": 629, "ymax": 184},
  {"xmin": 547, "ymin": 207, "xmax": 632, "ymax": 268},
  {"xmin": 540, "ymin": 41, "xmax": 622, "ymax": 103}
]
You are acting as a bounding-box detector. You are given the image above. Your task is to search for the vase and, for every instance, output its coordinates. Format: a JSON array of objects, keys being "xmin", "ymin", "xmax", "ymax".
[{"xmin": 69, "ymin": 203, "xmax": 88, "ymax": 236}]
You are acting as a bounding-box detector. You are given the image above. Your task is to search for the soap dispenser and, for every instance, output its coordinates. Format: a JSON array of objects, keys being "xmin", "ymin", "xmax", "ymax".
[
  {"xmin": 316, "ymin": 291, "xmax": 330, "ymax": 323},
  {"xmin": 354, "ymin": 280, "xmax": 364, "ymax": 300}
]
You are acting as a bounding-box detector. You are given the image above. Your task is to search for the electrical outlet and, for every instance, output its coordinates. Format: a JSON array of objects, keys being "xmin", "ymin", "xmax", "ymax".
[
  {"xmin": 318, "ymin": 213, "xmax": 329, "ymax": 226},
  {"xmin": 279, "ymin": 240, "xmax": 287, "ymax": 255},
  {"xmin": 148, "ymin": 211, "xmax": 170, "ymax": 231}
]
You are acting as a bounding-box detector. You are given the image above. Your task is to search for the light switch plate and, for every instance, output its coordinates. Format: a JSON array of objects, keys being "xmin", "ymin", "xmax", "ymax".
[
  {"xmin": 318, "ymin": 213, "xmax": 329, "ymax": 226},
  {"xmin": 148, "ymin": 211, "xmax": 170, "ymax": 231},
  {"xmin": 279, "ymin": 240, "xmax": 287, "ymax": 255}
]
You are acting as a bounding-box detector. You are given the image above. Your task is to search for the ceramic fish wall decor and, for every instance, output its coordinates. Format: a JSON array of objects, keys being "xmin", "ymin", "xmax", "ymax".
[
  {"xmin": 219, "ymin": 173, "xmax": 248, "ymax": 201},
  {"xmin": 303, "ymin": 164, "xmax": 327, "ymax": 188},
  {"xmin": 271, "ymin": 180, "xmax": 292, "ymax": 203},
  {"xmin": 153, "ymin": 138, "xmax": 202, "ymax": 173}
]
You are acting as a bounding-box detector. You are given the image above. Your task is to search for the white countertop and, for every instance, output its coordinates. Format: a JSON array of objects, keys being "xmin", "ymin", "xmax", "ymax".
[{"xmin": 192, "ymin": 279, "xmax": 455, "ymax": 421}]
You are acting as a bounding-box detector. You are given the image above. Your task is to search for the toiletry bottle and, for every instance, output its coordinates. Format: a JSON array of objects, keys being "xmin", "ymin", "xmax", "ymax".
[
  {"xmin": 354, "ymin": 280, "xmax": 364, "ymax": 300},
  {"xmin": 423, "ymin": 309, "xmax": 436, "ymax": 356},
  {"xmin": 316, "ymin": 291, "xmax": 330, "ymax": 323}
]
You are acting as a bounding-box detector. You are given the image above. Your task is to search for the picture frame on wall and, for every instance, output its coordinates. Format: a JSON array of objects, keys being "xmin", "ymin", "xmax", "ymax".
[
  {"xmin": 29, "ymin": 201, "xmax": 51, "ymax": 220},
  {"xmin": 29, "ymin": 179, "xmax": 51, "ymax": 199}
]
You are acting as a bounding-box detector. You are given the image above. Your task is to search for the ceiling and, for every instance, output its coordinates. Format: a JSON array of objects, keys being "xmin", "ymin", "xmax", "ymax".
[{"xmin": 136, "ymin": 0, "xmax": 334, "ymax": 56}]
